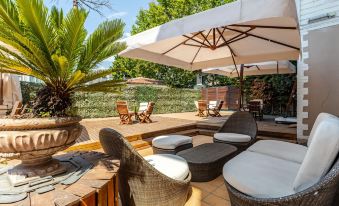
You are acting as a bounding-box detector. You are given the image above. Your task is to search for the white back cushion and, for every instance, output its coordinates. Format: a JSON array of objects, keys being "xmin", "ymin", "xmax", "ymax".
[
  {"xmin": 293, "ymin": 115, "xmax": 339, "ymax": 192},
  {"xmin": 307, "ymin": 113, "xmax": 338, "ymax": 146},
  {"xmin": 209, "ymin": 100, "xmax": 219, "ymax": 109},
  {"xmin": 139, "ymin": 102, "xmax": 148, "ymax": 112},
  {"xmin": 194, "ymin": 101, "xmax": 199, "ymax": 109}
]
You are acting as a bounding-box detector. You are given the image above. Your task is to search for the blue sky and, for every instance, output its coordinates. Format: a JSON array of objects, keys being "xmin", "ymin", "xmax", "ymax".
[
  {"xmin": 46, "ymin": 0, "xmax": 152, "ymax": 67},
  {"xmin": 46, "ymin": 0, "xmax": 152, "ymax": 36}
]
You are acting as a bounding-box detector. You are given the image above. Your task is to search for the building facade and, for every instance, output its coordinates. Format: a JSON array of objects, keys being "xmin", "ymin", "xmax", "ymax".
[{"xmin": 297, "ymin": 0, "xmax": 339, "ymax": 142}]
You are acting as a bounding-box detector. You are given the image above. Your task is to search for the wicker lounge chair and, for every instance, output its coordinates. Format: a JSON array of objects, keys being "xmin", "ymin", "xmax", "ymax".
[
  {"xmin": 213, "ymin": 111, "xmax": 257, "ymax": 151},
  {"xmin": 197, "ymin": 100, "xmax": 208, "ymax": 117},
  {"xmin": 116, "ymin": 102, "xmax": 133, "ymax": 124},
  {"xmin": 223, "ymin": 113, "xmax": 339, "ymax": 206},
  {"xmin": 138, "ymin": 102, "xmax": 155, "ymax": 123},
  {"xmin": 209, "ymin": 100, "xmax": 224, "ymax": 117},
  {"xmin": 99, "ymin": 128, "xmax": 191, "ymax": 206}
]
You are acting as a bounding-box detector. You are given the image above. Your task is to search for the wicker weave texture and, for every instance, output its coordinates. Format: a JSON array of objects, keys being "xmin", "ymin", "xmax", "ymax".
[
  {"xmin": 178, "ymin": 143, "xmax": 237, "ymax": 182},
  {"xmin": 214, "ymin": 111, "xmax": 257, "ymax": 151},
  {"xmin": 99, "ymin": 128, "xmax": 191, "ymax": 206}
]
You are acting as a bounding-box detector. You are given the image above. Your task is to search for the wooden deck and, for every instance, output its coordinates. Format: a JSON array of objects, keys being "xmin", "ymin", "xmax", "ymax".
[{"xmin": 68, "ymin": 111, "xmax": 297, "ymax": 152}]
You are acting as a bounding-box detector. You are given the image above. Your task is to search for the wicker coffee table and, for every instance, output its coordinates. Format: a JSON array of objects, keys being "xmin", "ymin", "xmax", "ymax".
[{"xmin": 177, "ymin": 143, "xmax": 237, "ymax": 182}]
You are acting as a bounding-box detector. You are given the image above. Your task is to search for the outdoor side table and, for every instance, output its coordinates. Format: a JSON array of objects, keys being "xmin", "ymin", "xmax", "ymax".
[
  {"xmin": 0, "ymin": 151, "xmax": 120, "ymax": 206},
  {"xmin": 177, "ymin": 143, "xmax": 237, "ymax": 182}
]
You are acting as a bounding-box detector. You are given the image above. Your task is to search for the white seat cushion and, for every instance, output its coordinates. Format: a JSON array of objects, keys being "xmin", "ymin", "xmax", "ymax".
[
  {"xmin": 247, "ymin": 140, "xmax": 307, "ymax": 163},
  {"xmin": 152, "ymin": 135, "xmax": 193, "ymax": 150},
  {"xmin": 145, "ymin": 154, "xmax": 189, "ymax": 181},
  {"xmin": 223, "ymin": 151, "xmax": 300, "ymax": 198},
  {"xmin": 214, "ymin": 133, "xmax": 251, "ymax": 143},
  {"xmin": 293, "ymin": 115, "xmax": 339, "ymax": 192}
]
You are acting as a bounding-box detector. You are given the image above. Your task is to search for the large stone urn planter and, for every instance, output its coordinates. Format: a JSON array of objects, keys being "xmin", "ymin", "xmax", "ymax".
[{"xmin": 0, "ymin": 117, "xmax": 82, "ymax": 180}]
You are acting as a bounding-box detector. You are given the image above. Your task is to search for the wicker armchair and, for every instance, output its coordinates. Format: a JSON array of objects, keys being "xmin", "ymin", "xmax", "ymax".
[
  {"xmin": 225, "ymin": 157, "xmax": 339, "ymax": 206},
  {"xmin": 213, "ymin": 111, "xmax": 257, "ymax": 151},
  {"xmin": 99, "ymin": 128, "xmax": 191, "ymax": 206}
]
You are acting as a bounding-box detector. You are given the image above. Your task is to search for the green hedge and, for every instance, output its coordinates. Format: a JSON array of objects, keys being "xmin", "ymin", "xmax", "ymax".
[{"xmin": 21, "ymin": 82, "xmax": 201, "ymax": 118}]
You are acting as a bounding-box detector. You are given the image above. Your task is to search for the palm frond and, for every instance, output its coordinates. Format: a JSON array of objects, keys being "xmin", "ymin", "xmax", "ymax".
[
  {"xmin": 78, "ymin": 68, "xmax": 115, "ymax": 84},
  {"xmin": 78, "ymin": 19, "xmax": 125, "ymax": 72},
  {"xmin": 16, "ymin": 0, "xmax": 57, "ymax": 72},
  {"xmin": 60, "ymin": 8, "xmax": 87, "ymax": 71},
  {"xmin": 0, "ymin": 0, "xmax": 21, "ymax": 33}
]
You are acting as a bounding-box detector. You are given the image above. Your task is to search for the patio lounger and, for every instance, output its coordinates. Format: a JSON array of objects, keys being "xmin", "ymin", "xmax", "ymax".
[
  {"xmin": 213, "ymin": 111, "xmax": 257, "ymax": 151},
  {"xmin": 99, "ymin": 128, "xmax": 191, "ymax": 206},
  {"xmin": 209, "ymin": 100, "xmax": 224, "ymax": 117},
  {"xmin": 152, "ymin": 135, "xmax": 193, "ymax": 154},
  {"xmin": 116, "ymin": 102, "xmax": 133, "ymax": 124},
  {"xmin": 223, "ymin": 113, "xmax": 339, "ymax": 206}
]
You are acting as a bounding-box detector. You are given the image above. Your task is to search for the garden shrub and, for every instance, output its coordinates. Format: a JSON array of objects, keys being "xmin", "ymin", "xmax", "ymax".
[{"xmin": 21, "ymin": 82, "xmax": 201, "ymax": 118}]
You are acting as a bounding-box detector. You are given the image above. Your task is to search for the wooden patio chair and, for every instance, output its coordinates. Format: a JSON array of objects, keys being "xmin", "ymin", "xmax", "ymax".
[
  {"xmin": 209, "ymin": 100, "xmax": 224, "ymax": 117},
  {"xmin": 138, "ymin": 102, "xmax": 155, "ymax": 123},
  {"xmin": 116, "ymin": 102, "xmax": 133, "ymax": 125},
  {"xmin": 198, "ymin": 100, "xmax": 208, "ymax": 117},
  {"xmin": 248, "ymin": 100, "xmax": 263, "ymax": 120}
]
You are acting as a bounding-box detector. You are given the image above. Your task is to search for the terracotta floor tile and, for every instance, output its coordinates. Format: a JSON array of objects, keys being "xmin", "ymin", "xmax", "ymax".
[
  {"xmin": 191, "ymin": 182, "xmax": 218, "ymax": 193},
  {"xmin": 213, "ymin": 186, "xmax": 229, "ymax": 201},
  {"xmin": 207, "ymin": 175, "xmax": 225, "ymax": 188},
  {"xmin": 203, "ymin": 194, "xmax": 231, "ymax": 206}
]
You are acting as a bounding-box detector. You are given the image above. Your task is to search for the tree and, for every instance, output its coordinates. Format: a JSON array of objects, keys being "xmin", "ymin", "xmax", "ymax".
[
  {"xmin": 0, "ymin": 0, "xmax": 126, "ymax": 117},
  {"xmin": 113, "ymin": 0, "xmax": 234, "ymax": 88},
  {"xmin": 52, "ymin": 0, "xmax": 112, "ymax": 15}
]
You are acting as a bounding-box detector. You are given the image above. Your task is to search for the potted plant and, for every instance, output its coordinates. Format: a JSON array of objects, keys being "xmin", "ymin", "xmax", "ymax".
[{"xmin": 0, "ymin": 0, "xmax": 126, "ymax": 180}]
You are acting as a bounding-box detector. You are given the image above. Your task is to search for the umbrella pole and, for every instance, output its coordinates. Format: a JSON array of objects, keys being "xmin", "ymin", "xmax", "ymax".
[
  {"xmin": 238, "ymin": 64, "xmax": 244, "ymax": 110},
  {"xmin": 0, "ymin": 72, "xmax": 3, "ymax": 105}
]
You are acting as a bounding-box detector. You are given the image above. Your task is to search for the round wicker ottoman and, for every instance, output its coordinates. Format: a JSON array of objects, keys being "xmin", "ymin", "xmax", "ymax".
[
  {"xmin": 152, "ymin": 135, "xmax": 193, "ymax": 154},
  {"xmin": 177, "ymin": 143, "xmax": 237, "ymax": 182}
]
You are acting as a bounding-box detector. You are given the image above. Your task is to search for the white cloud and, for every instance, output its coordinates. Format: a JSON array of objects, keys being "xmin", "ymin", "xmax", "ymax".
[{"xmin": 108, "ymin": 11, "xmax": 128, "ymax": 19}]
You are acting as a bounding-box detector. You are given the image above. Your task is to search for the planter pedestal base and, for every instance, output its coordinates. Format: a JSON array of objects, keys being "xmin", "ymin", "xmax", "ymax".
[{"xmin": 7, "ymin": 158, "xmax": 66, "ymax": 186}]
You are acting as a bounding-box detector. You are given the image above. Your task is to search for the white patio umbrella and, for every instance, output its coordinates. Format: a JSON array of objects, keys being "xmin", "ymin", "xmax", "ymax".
[
  {"xmin": 119, "ymin": 0, "xmax": 301, "ymax": 108},
  {"xmin": 202, "ymin": 61, "xmax": 296, "ymax": 77},
  {"xmin": 119, "ymin": 0, "xmax": 300, "ymax": 71}
]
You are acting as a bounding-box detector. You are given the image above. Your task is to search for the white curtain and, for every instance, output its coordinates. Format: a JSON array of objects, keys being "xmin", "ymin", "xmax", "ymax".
[{"xmin": 1, "ymin": 73, "xmax": 22, "ymax": 108}]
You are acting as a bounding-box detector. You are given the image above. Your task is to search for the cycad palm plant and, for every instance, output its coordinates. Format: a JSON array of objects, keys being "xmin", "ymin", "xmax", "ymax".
[{"xmin": 0, "ymin": 0, "xmax": 126, "ymax": 117}]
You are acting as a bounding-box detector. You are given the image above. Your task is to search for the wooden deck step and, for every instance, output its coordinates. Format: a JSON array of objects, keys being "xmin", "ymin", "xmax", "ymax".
[
  {"xmin": 198, "ymin": 129, "xmax": 216, "ymax": 136},
  {"xmin": 130, "ymin": 139, "xmax": 152, "ymax": 149}
]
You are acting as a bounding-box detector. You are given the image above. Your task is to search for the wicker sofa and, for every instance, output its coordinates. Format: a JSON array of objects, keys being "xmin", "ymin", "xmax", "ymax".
[
  {"xmin": 214, "ymin": 111, "xmax": 257, "ymax": 151},
  {"xmin": 99, "ymin": 128, "xmax": 191, "ymax": 206},
  {"xmin": 223, "ymin": 113, "xmax": 339, "ymax": 206}
]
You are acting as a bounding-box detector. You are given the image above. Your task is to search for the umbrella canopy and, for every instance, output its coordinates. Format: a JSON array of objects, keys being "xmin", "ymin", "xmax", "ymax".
[
  {"xmin": 0, "ymin": 73, "xmax": 22, "ymax": 108},
  {"xmin": 119, "ymin": 0, "xmax": 300, "ymax": 70},
  {"xmin": 202, "ymin": 61, "xmax": 296, "ymax": 77}
]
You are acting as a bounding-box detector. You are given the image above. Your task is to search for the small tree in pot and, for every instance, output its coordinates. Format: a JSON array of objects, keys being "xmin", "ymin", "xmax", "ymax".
[{"xmin": 0, "ymin": 0, "xmax": 126, "ymax": 180}]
